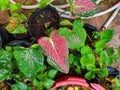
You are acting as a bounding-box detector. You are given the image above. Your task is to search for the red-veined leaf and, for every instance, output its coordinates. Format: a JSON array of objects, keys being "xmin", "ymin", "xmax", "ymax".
[
  {"xmin": 38, "ymin": 30, "xmax": 69, "ymax": 74},
  {"xmin": 68, "ymin": 0, "xmax": 100, "ymax": 17}
]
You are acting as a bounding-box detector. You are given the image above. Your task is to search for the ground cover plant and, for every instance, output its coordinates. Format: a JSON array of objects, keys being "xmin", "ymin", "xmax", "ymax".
[
  {"xmin": 0, "ymin": 0, "xmax": 120, "ymax": 90},
  {"xmin": 0, "ymin": 17, "xmax": 120, "ymax": 89}
]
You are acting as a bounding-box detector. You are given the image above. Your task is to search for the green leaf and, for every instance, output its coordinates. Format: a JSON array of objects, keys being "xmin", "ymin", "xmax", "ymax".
[
  {"xmin": 47, "ymin": 69, "xmax": 57, "ymax": 79},
  {"xmin": 100, "ymin": 51, "xmax": 112, "ymax": 66},
  {"xmin": 85, "ymin": 71, "xmax": 95, "ymax": 80},
  {"xmin": 9, "ymin": 3, "xmax": 22, "ymax": 11},
  {"xmin": 58, "ymin": 18, "xmax": 86, "ymax": 49},
  {"xmin": 95, "ymin": 40, "xmax": 107, "ymax": 49},
  {"xmin": 100, "ymin": 30, "xmax": 114, "ymax": 42},
  {"xmin": 5, "ymin": 14, "xmax": 27, "ymax": 34},
  {"xmin": 113, "ymin": 87, "xmax": 120, "ymax": 90},
  {"xmin": 12, "ymin": 82, "xmax": 27, "ymax": 90},
  {"xmin": 13, "ymin": 44, "xmax": 45, "ymax": 79},
  {"xmin": 60, "ymin": 20, "xmax": 73, "ymax": 26},
  {"xmin": 86, "ymin": 65, "xmax": 96, "ymax": 71},
  {"xmin": 33, "ymin": 79, "xmax": 39, "ymax": 86},
  {"xmin": 39, "ymin": 0, "xmax": 51, "ymax": 8},
  {"xmin": 97, "ymin": 68, "xmax": 108, "ymax": 78},
  {"xmin": 69, "ymin": 54, "xmax": 74, "ymax": 65},
  {"xmin": 75, "ymin": 66, "xmax": 81, "ymax": 75},
  {"xmin": 17, "ymin": 14, "xmax": 27, "ymax": 22},
  {"xmin": 107, "ymin": 47, "xmax": 114, "ymax": 55},
  {"xmin": 0, "ymin": 69, "xmax": 11, "ymax": 82},
  {"xmin": 43, "ymin": 78, "xmax": 55, "ymax": 89},
  {"xmin": 0, "ymin": 0, "xmax": 9, "ymax": 11},
  {"xmin": 118, "ymin": 45, "xmax": 120, "ymax": 60},
  {"xmin": 11, "ymin": 24, "xmax": 27, "ymax": 34},
  {"xmin": 0, "ymin": 49, "xmax": 12, "ymax": 67},
  {"xmin": 80, "ymin": 53, "xmax": 95, "ymax": 68},
  {"xmin": 37, "ymin": 74, "xmax": 45, "ymax": 81},
  {"xmin": 73, "ymin": 18, "xmax": 84, "ymax": 29},
  {"xmin": 68, "ymin": 0, "xmax": 73, "ymax": 6},
  {"xmin": 95, "ymin": 40, "xmax": 107, "ymax": 53},
  {"xmin": 69, "ymin": 54, "xmax": 79, "ymax": 66},
  {"xmin": 80, "ymin": 46, "xmax": 92, "ymax": 55}
]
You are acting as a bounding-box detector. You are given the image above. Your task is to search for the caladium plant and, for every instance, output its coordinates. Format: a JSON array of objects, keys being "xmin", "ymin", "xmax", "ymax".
[
  {"xmin": 58, "ymin": 18, "xmax": 86, "ymax": 50},
  {"xmin": 13, "ymin": 44, "xmax": 46, "ymax": 79},
  {"xmin": 38, "ymin": 30, "xmax": 69, "ymax": 74},
  {"xmin": 67, "ymin": 0, "xmax": 100, "ymax": 17}
]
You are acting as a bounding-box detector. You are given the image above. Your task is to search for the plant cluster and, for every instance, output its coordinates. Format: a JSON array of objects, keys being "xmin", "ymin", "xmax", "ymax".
[
  {"xmin": 5, "ymin": 13, "xmax": 27, "ymax": 34},
  {"xmin": 0, "ymin": 0, "xmax": 52, "ymax": 11},
  {"xmin": 0, "ymin": 0, "xmax": 120, "ymax": 90},
  {"xmin": 0, "ymin": 18, "xmax": 120, "ymax": 89}
]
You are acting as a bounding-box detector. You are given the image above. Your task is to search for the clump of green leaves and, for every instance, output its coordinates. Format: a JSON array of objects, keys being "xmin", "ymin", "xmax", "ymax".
[
  {"xmin": 58, "ymin": 18, "xmax": 120, "ymax": 80},
  {"xmin": 0, "ymin": 0, "xmax": 9, "ymax": 11},
  {"xmin": 5, "ymin": 13, "xmax": 27, "ymax": 34},
  {"xmin": 9, "ymin": 3, "xmax": 21, "ymax": 10},
  {"xmin": 0, "ymin": 44, "xmax": 57, "ymax": 89},
  {"xmin": 59, "ymin": 18, "xmax": 86, "ymax": 49},
  {"xmin": 38, "ymin": 0, "xmax": 53, "ymax": 8},
  {"xmin": 13, "ymin": 44, "xmax": 46, "ymax": 79},
  {"xmin": 0, "ymin": 0, "xmax": 21, "ymax": 11},
  {"xmin": 0, "ymin": 17, "xmax": 120, "ymax": 89}
]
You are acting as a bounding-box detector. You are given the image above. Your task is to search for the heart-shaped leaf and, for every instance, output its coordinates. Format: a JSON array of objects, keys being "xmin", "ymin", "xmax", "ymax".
[
  {"xmin": 13, "ymin": 44, "xmax": 45, "ymax": 79},
  {"xmin": 38, "ymin": 30, "xmax": 69, "ymax": 74},
  {"xmin": 58, "ymin": 18, "xmax": 86, "ymax": 49},
  {"xmin": 68, "ymin": 0, "xmax": 100, "ymax": 17}
]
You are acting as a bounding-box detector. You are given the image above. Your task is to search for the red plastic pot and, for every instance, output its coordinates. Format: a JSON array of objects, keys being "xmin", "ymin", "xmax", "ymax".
[{"xmin": 51, "ymin": 76, "xmax": 106, "ymax": 90}]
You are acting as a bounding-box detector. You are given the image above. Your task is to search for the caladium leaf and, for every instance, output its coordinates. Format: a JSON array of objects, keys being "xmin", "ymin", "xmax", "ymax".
[
  {"xmin": 58, "ymin": 18, "xmax": 86, "ymax": 49},
  {"xmin": 67, "ymin": 0, "xmax": 100, "ymax": 17},
  {"xmin": 13, "ymin": 44, "xmax": 45, "ymax": 79},
  {"xmin": 38, "ymin": 30, "xmax": 69, "ymax": 74}
]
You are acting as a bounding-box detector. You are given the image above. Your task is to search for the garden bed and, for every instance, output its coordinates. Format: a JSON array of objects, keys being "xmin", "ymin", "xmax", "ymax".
[{"xmin": 0, "ymin": 0, "xmax": 120, "ymax": 90}]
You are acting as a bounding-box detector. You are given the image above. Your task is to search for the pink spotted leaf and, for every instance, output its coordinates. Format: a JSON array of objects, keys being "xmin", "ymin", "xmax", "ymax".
[
  {"xmin": 38, "ymin": 30, "xmax": 69, "ymax": 74},
  {"xmin": 68, "ymin": 0, "xmax": 100, "ymax": 17}
]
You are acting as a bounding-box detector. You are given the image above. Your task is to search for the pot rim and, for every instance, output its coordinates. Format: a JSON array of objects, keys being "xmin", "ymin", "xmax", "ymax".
[{"xmin": 51, "ymin": 76, "xmax": 106, "ymax": 90}]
